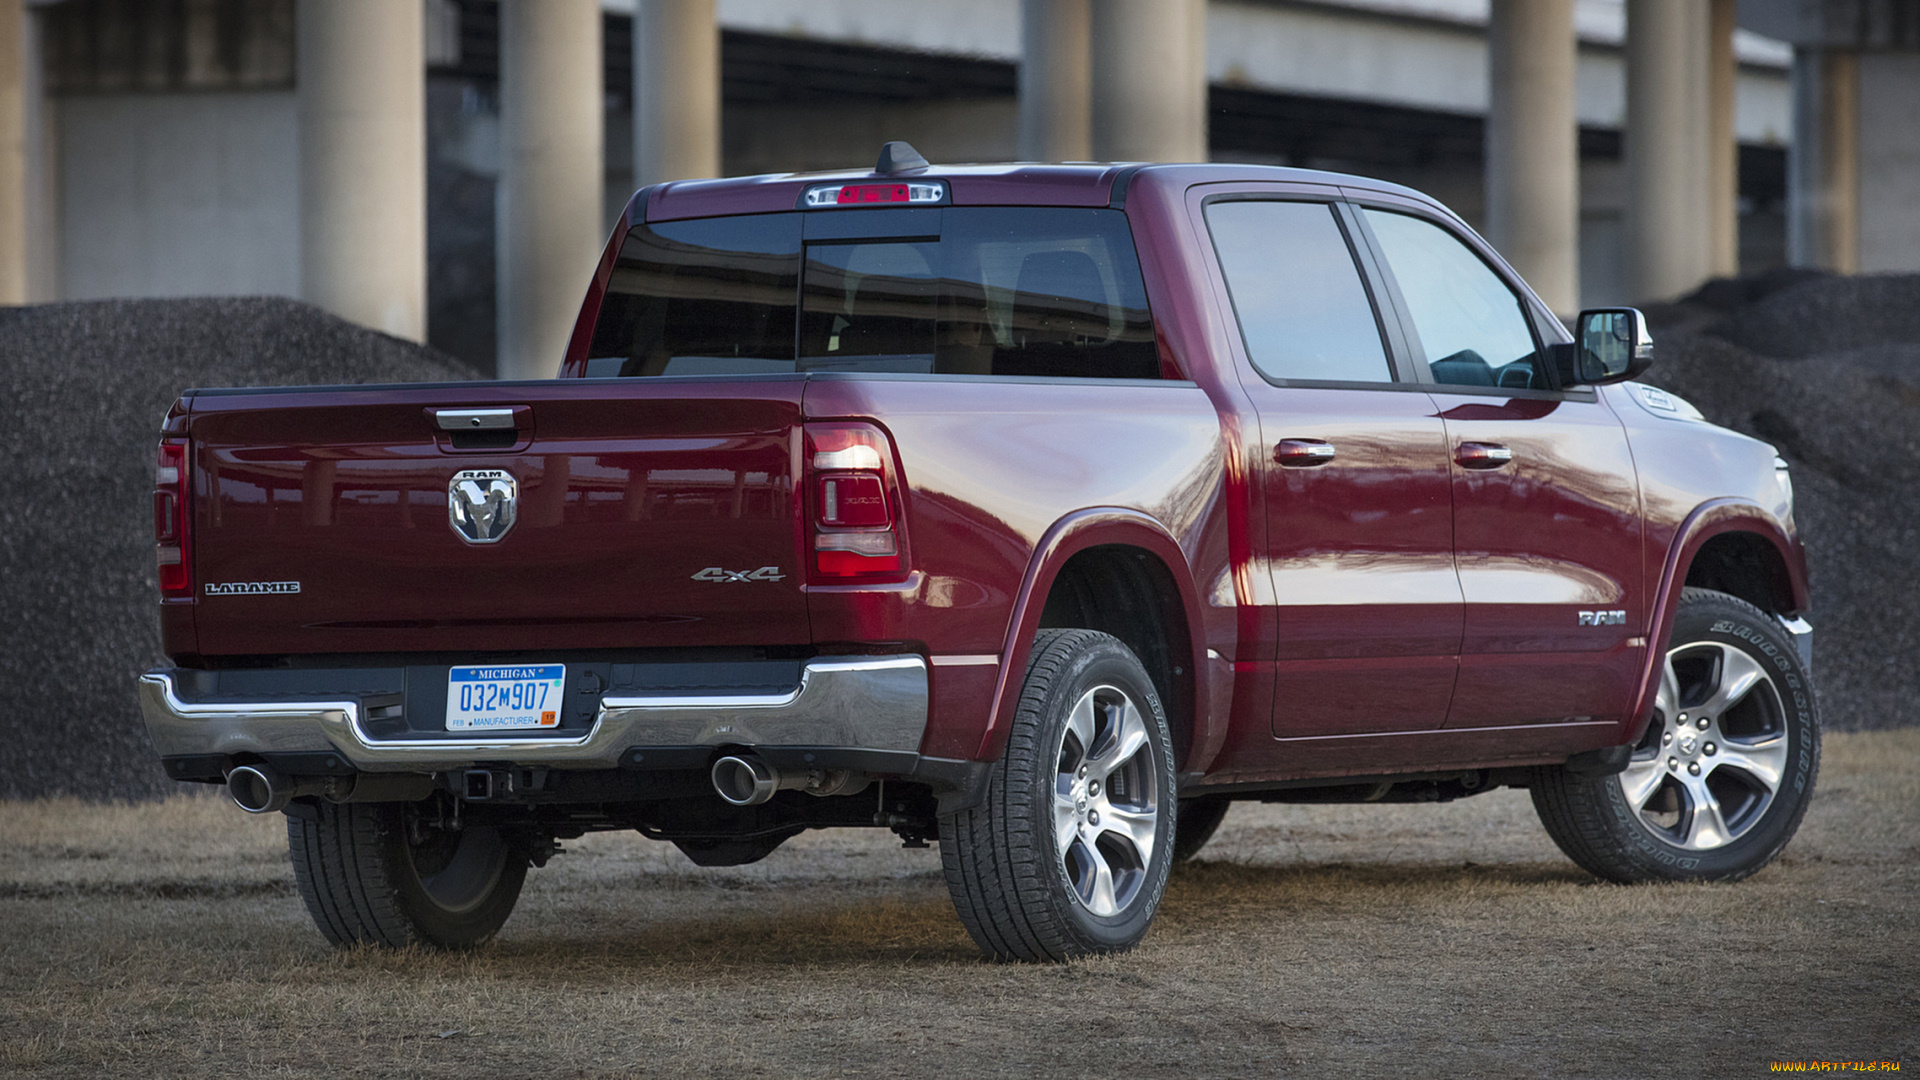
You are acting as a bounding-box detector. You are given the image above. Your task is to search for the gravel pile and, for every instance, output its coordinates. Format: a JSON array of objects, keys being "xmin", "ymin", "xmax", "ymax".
[
  {"xmin": 1, "ymin": 298, "xmax": 476, "ymax": 801},
  {"xmin": 1645, "ymin": 271, "xmax": 1920, "ymax": 732}
]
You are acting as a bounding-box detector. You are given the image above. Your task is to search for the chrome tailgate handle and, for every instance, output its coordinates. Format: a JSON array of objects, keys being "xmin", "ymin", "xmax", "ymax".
[{"xmin": 433, "ymin": 408, "xmax": 520, "ymax": 431}]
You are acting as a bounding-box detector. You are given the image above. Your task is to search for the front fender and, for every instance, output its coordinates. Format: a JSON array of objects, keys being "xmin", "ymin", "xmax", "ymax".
[{"xmin": 1623, "ymin": 498, "xmax": 1811, "ymax": 744}]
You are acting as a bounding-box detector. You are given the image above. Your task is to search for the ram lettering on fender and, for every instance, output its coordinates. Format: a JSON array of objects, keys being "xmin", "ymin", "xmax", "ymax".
[{"xmin": 691, "ymin": 566, "xmax": 786, "ymax": 583}]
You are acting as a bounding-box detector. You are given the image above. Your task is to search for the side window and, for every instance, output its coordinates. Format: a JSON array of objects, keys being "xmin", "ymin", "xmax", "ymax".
[
  {"xmin": 1361, "ymin": 209, "xmax": 1543, "ymax": 391},
  {"xmin": 1204, "ymin": 200, "xmax": 1393, "ymax": 384}
]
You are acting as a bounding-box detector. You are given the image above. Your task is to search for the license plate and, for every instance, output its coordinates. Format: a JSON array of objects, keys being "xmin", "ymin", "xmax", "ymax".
[{"xmin": 445, "ymin": 665, "xmax": 566, "ymax": 731}]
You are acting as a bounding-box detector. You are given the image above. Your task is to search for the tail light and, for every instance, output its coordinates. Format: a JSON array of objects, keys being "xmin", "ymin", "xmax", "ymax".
[
  {"xmin": 806, "ymin": 423, "xmax": 908, "ymax": 582},
  {"xmin": 155, "ymin": 439, "xmax": 192, "ymax": 598}
]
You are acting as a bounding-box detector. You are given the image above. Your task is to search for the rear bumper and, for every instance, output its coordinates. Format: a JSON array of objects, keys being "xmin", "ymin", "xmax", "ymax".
[{"xmin": 140, "ymin": 655, "xmax": 931, "ymax": 774}]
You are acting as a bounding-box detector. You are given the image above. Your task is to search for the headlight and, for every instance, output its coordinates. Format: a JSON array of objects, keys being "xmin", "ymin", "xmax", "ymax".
[{"xmin": 1774, "ymin": 456, "xmax": 1794, "ymax": 517}]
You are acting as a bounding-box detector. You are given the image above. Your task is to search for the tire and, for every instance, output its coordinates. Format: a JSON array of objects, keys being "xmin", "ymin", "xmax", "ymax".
[
  {"xmin": 288, "ymin": 799, "xmax": 530, "ymax": 949},
  {"xmin": 1531, "ymin": 588, "xmax": 1820, "ymax": 883},
  {"xmin": 1172, "ymin": 796, "xmax": 1232, "ymax": 862},
  {"xmin": 939, "ymin": 628, "xmax": 1178, "ymax": 962}
]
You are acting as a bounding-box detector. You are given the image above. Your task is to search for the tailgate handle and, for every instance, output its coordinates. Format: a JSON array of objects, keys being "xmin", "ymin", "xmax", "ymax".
[{"xmin": 433, "ymin": 408, "xmax": 519, "ymax": 431}]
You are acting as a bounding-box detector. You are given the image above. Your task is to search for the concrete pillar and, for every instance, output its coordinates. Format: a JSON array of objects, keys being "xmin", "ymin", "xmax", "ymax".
[
  {"xmin": 297, "ymin": 0, "xmax": 426, "ymax": 341},
  {"xmin": 1625, "ymin": 0, "xmax": 1712, "ymax": 301},
  {"xmin": 1789, "ymin": 47, "xmax": 1859, "ymax": 272},
  {"xmin": 1484, "ymin": 0, "xmax": 1578, "ymax": 315},
  {"xmin": 1091, "ymin": 0, "xmax": 1207, "ymax": 163},
  {"xmin": 634, "ymin": 0, "xmax": 719, "ymax": 185},
  {"xmin": 498, "ymin": 0, "xmax": 603, "ymax": 382},
  {"xmin": 0, "ymin": 0, "xmax": 25, "ymax": 305},
  {"xmin": 1019, "ymin": 0, "xmax": 1092, "ymax": 162},
  {"xmin": 1857, "ymin": 53, "xmax": 1920, "ymax": 272},
  {"xmin": 1708, "ymin": 0, "xmax": 1739, "ymax": 278}
]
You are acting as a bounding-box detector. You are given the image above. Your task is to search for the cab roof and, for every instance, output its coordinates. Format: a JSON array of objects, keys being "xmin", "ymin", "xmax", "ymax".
[{"xmin": 633, "ymin": 160, "xmax": 1442, "ymax": 224}]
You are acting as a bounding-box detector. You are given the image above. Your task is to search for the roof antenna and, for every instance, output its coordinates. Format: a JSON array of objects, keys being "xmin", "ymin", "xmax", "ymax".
[{"xmin": 874, "ymin": 141, "xmax": 929, "ymax": 175}]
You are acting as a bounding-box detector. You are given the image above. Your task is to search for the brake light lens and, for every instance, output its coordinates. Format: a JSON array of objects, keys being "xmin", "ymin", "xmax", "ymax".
[
  {"xmin": 803, "ymin": 181, "xmax": 946, "ymax": 208},
  {"xmin": 155, "ymin": 439, "xmax": 192, "ymax": 597},
  {"xmin": 806, "ymin": 423, "xmax": 907, "ymax": 581}
]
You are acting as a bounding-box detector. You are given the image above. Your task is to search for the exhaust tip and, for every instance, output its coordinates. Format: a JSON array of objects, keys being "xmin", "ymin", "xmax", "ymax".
[
  {"xmin": 226, "ymin": 764, "xmax": 287, "ymax": 814},
  {"xmin": 711, "ymin": 755, "xmax": 778, "ymax": 806}
]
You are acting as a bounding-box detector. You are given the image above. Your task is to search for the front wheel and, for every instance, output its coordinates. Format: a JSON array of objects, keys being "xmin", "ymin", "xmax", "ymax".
[
  {"xmin": 940, "ymin": 629, "xmax": 1178, "ymax": 962},
  {"xmin": 1531, "ymin": 588, "xmax": 1820, "ymax": 883},
  {"xmin": 288, "ymin": 799, "xmax": 529, "ymax": 949}
]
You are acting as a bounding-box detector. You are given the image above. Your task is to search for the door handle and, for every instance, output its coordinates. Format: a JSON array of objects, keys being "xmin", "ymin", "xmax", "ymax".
[
  {"xmin": 1455, "ymin": 442, "xmax": 1514, "ymax": 469},
  {"xmin": 1276, "ymin": 439, "xmax": 1337, "ymax": 467}
]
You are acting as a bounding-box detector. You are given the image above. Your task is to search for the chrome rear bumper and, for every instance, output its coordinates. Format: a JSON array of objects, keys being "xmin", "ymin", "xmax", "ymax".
[{"xmin": 139, "ymin": 655, "xmax": 930, "ymax": 773}]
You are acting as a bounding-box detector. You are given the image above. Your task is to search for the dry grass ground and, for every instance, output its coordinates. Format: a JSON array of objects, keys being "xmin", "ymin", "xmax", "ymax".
[{"xmin": 2, "ymin": 730, "xmax": 1915, "ymax": 1079}]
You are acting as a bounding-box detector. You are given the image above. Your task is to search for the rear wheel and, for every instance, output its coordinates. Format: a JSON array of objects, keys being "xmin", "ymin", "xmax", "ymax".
[
  {"xmin": 1531, "ymin": 588, "xmax": 1820, "ymax": 883},
  {"xmin": 940, "ymin": 629, "xmax": 1177, "ymax": 962},
  {"xmin": 288, "ymin": 799, "xmax": 529, "ymax": 949}
]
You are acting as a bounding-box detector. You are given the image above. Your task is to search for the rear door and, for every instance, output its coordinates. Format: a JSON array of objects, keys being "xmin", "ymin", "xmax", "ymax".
[
  {"xmin": 1199, "ymin": 193, "xmax": 1462, "ymax": 740},
  {"xmin": 1350, "ymin": 201, "xmax": 1646, "ymax": 729}
]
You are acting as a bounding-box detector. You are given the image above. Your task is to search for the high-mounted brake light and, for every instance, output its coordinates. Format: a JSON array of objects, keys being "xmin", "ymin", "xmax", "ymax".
[
  {"xmin": 805, "ymin": 423, "xmax": 908, "ymax": 582},
  {"xmin": 155, "ymin": 439, "xmax": 193, "ymax": 598},
  {"xmin": 803, "ymin": 181, "xmax": 946, "ymax": 208}
]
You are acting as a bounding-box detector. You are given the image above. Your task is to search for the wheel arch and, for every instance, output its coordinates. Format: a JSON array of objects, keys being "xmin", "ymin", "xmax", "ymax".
[
  {"xmin": 1625, "ymin": 499, "xmax": 1810, "ymax": 745},
  {"xmin": 977, "ymin": 509, "xmax": 1210, "ymax": 771}
]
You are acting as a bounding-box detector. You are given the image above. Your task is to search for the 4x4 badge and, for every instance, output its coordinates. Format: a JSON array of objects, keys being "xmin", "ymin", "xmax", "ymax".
[{"xmin": 691, "ymin": 566, "xmax": 785, "ymax": 583}]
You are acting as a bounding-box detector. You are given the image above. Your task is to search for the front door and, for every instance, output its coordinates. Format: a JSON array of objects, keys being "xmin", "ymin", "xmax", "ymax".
[
  {"xmin": 1201, "ymin": 197, "xmax": 1462, "ymax": 741},
  {"xmin": 1353, "ymin": 204, "xmax": 1646, "ymax": 729}
]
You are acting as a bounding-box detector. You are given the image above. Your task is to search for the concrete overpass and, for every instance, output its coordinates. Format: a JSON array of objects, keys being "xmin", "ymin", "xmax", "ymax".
[{"xmin": 0, "ymin": 0, "xmax": 1912, "ymax": 376}]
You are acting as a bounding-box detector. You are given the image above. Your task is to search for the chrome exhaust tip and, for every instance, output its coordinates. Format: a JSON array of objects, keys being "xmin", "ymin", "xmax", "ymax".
[
  {"xmin": 226, "ymin": 764, "xmax": 289, "ymax": 814},
  {"xmin": 711, "ymin": 755, "xmax": 779, "ymax": 806}
]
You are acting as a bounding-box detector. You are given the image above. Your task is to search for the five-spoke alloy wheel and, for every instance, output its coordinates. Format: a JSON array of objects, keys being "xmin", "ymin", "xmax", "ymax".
[
  {"xmin": 1532, "ymin": 588, "xmax": 1820, "ymax": 883},
  {"xmin": 941, "ymin": 629, "xmax": 1177, "ymax": 961}
]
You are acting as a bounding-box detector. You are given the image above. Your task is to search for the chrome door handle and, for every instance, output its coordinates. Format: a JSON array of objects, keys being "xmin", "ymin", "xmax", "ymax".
[
  {"xmin": 1455, "ymin": 442, "xmax": 1513, "ymax": 469},
  {"xmin": 1276, "ymin": 439, "xmax": 1337, "ymax": 467}
]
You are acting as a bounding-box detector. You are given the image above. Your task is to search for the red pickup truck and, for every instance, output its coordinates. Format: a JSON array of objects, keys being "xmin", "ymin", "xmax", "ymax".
[{"xmin": 141, "ymin": 147, "xmax": 1819, "ymax": 961}]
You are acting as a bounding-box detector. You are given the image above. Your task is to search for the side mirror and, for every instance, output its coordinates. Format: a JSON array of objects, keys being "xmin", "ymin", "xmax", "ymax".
[{"xmin": 1562, "ymin": 307, "xmax": 1654, "ymax": 386}]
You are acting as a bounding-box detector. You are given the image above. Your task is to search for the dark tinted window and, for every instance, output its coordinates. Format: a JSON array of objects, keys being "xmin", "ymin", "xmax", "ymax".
[
  {"xmin": 1204, "ymin": 200, "xmax": 1392, "ymax": 384},
  {"xmin": 588, "ymin": 214, "xmax": 801, "ymax": 377},
  {"xmin": 1362, "ymin": 209, "xmax": 1543, "ymax": 390},
  {"xmin": 588, "ymin": 207, "xmax": 1159, "ymax": 379}
]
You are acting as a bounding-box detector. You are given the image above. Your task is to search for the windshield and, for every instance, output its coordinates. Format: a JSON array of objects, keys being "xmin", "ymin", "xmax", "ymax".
[{"xmin": 586, "ymin": 207, "xmax": 1160, "ymax": 379}]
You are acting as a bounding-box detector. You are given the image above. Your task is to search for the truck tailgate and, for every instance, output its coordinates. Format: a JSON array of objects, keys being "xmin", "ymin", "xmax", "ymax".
[{"xmin": 182, "ymin": 378, "xmax": 807, "ymax": 657}]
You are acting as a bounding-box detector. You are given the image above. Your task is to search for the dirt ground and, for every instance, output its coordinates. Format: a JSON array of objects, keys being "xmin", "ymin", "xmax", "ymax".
[{"xmin": 2, "ymin": 729, "xmax": 1914, "ymax": 1080}]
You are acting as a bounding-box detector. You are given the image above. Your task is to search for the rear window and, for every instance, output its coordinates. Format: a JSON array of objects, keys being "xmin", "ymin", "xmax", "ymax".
[{"xmin": 586, "ymin": 208, "xmax": 1161, "ymax": 379}]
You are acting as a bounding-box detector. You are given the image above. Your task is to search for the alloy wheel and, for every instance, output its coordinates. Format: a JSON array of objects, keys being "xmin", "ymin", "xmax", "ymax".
[
  {"xmin": 1052, "ymin": 684, "xmax": 1160, "ymax": 917},
  {"xmin": 1618, "ymin": 641, "xmax": 1790, "ymax": 851}
]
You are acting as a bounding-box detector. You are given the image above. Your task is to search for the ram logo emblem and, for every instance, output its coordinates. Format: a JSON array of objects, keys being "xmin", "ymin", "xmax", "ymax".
[
  {"xmin": 1578, "ymin": 609, "xmax": 1627, "ymax": 627},
  {"xmin": 448, "ymin": 469, "xmax": 518, "ymax": 544}
]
